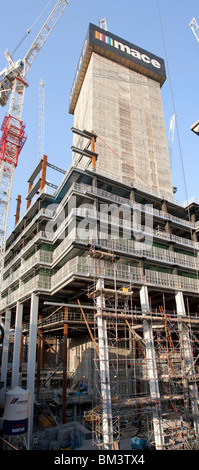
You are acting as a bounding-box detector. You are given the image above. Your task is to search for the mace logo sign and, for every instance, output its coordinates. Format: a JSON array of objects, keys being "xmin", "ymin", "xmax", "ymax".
[
  {"xmin": 69, "ymin": 23, "xmax": 166, "ymax": 114},
  {"xmin": 95, "ymin": 30, "xmax": 162, "ymax": 70}
]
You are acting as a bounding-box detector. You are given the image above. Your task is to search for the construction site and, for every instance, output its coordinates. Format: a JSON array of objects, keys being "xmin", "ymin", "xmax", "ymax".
[{"xmin": 1, "ymin": 1, "xmax": 199, "ymax": 453}]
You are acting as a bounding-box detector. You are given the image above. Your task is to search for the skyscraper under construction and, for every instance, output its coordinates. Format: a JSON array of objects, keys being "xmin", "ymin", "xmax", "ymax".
[
  {"xmin": 1, "ymin": 23, "xmax": 199, "ymax": 451},
  {"xmin": 70, "ymin": 24, "xmax": 173, "ymax": 200}
]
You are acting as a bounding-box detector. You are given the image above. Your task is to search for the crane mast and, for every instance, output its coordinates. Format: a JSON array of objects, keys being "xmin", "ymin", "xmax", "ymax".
[
  {"xmin": 0, "ymin": 77, "xmax": 27, "ymax": 292},
  {"xmin": 39, "ymin": 79, "xmax": 45, "ymax": 161},
  {"xmin": 0, "ymin": 0, "xmax": 70, "ymax": 296},
  {"xmin": 168, "ymin": 113, "xmax": 176, "ymax": 169}
]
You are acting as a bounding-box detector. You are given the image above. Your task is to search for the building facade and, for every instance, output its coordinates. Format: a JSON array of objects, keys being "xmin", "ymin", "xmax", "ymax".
[
  {"xmin": 0, "ymin": 24, "xmax": 199, "ymax": 450},
  {"xmin": 70, "ymin": 24, "xmax": 173, "ymax": 199}
]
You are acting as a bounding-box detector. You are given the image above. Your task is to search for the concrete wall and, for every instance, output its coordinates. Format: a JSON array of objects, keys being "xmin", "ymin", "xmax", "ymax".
[
  {"xmin": 73, "ymin": 52, "xmax": 173, "ymax": 199},
  {"xmin": 67, "ymin": 336, "xmax": 94, "ymax": 393}
]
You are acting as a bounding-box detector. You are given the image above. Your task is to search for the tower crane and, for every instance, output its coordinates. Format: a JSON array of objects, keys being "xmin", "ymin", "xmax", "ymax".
[
  {"xmin": 99, "ymin": 18, "xmax": 108, "ymax": 31},
  {"xmin": 39, "ymin": 79, "xmax": 45, "ymax": 161},
  {"xmin": 189, "ymin": 17, "xmax": 199, "ymax": 43},
  {"xmin": 168, "ymin": 113, "xmax": 176, "ymax": 169},
  {"xmin": 0, "ymin": 0, "xmax": 71, "ymax": 296}
]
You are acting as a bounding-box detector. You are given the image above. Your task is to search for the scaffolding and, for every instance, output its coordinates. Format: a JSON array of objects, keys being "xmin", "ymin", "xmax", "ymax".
[
  {"xmin": 2, "ymin": 270, "xmax": 199, "ymax": 449},
  {"xmin": 80, "ymin": 250, "xmax": 199, "ymax": 450},
  {"xmin": 89, "ymin": 303, "xmax": 199, "ymax": 448},
  {"xmin": 1, "ymin": 145, "xmax": 199, "ymax": 451}
]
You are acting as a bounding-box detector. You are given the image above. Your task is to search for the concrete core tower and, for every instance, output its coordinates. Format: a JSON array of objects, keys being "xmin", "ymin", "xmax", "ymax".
[{"xmin": 69, "ymin": 23, "xmax": 173, "ymax": 200}]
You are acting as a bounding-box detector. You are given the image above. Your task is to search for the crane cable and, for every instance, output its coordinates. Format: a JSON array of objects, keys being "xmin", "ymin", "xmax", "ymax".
[
  {"xmin": 156, "ymin": 0, "xmax": 199, "ymax": 283},
  {"xmin": 156, "ymin": 0, "xmax": 188, "ymax": 203},
  {"xmin": 96, "ymin": 133, "xmax": 154, "ymax": 191},
  {"xmin": 12, "ymin": 0, "xmax": 53, "ymax": 57}
]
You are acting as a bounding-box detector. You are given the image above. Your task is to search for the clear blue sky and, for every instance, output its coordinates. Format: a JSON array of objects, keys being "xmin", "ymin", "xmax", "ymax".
[{"xmin": 0, "ymin": 0, "xmax": 199, "ymax": 235}]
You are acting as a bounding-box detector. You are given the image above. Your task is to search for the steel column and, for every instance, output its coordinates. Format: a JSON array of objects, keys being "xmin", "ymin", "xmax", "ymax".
[
  {"xmin": 11, "ymin": 301, "xmax": 23, "ymax": 389},
  {"xmin": 27, "ymin": 293, "xmax": 39, "ymax": 449},
  {"xmin": 62, "ymin": 307, "xmax": 68, "ymax": 424},
  {"xmin": 15, "ymin": 194, "xmax": 21, "ymax": 225},
  {"xmin": 140, "ymin": 285, "xmax": 165, "ymax": 450},
  {"xmin": 176, "ymin": 291, "xmax": 199, "ymax": 435},
  {"xmin": 0, "ymin": 308, "xmax": 11, "ymax": 405},
  {"xmin": 96, "ymin": 278, "xmax": 114, "ymax": 450},
  {"xmin": 40, "ymin": 154, "xmax": 47, "ymax": 190}
]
